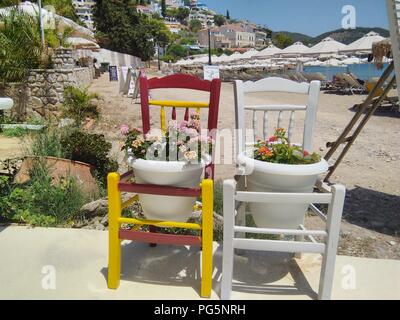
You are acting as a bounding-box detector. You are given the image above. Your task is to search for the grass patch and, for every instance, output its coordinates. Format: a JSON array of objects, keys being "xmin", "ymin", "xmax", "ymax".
[{"xmin": 2, "ymin": 127, "xmax": 29, "ymax": 137}]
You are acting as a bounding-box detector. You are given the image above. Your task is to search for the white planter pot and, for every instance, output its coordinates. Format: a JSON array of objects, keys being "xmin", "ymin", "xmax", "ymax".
[
  {"xmin": 128, "ymin": 158, "xmax": 205, "ymax": 222},
  {"xmin": 237, "ymin": 152, "xmax": 329, "ymax": 229}
]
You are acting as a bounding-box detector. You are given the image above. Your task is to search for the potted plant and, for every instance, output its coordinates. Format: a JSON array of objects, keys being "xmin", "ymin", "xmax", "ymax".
[
  {"xmin": 121, "ymin": 113, "xmax": 213, "ymax": 222},
  {"xmin": 237, "ymin": 128, "xmax": 328, "ymax": 229}
]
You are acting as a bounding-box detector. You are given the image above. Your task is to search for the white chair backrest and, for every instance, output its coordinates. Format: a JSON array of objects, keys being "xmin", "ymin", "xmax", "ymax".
[{"xmin": 234, "ymin": 77, "xmax": 321, "ymax": 154}]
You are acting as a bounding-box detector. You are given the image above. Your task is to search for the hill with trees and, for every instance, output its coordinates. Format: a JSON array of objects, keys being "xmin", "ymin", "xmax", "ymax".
[{"xmin": 274, "ymin": 27, "xmax": 389, "ymax": 47}]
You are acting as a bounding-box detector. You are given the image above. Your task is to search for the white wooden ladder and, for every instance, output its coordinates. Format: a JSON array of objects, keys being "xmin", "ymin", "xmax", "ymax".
[{"xmin": 387, "ymin": 0, "xmax": 400, "ymax": 96}]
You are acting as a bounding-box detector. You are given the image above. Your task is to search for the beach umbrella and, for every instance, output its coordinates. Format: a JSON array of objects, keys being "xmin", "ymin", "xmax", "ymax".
[
  {"xmin": 0, "ymin": 1, "xmax": 95, "ymax": 40},
  {"xmin": 279, "ymin": 41, "xmax": 309, "ymax": 56},
  {"xmin": 304, "ymin": 37, "xmax": 347, "ymax": 56},
  {"xmin": 227, "ymin": 51, "xmax": 243, "ymax": 61},
  {"xmin": 304, "ymin": 60, "xmax": 324, "ymax": 66},
  {"xmin": 320, "ymin": 58, "xmax": 342, "ymax": 66},
  {"xmin": 240, "ymin": 49, "xmax": 259, "ymax": 60},
  {"xmin": 340, "ymin": 31, "xmax": 386, "ymax": 54},
  {"xmin": 340, "ymin": 57, "xmax": 362, "ymax": 65},
  {"xmin": 255, "ymin": 44, "xmax": 282, "ymax": 58}
]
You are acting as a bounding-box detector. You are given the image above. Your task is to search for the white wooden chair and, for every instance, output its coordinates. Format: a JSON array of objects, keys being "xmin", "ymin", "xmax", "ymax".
[{"xmin": 221, "ymin": 77, "xmax": 346, "ymax": 300}]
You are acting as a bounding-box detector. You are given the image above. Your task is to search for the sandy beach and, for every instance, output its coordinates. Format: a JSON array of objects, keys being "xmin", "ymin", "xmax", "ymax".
[{"xmin": 85, "ymin": 71, "xmax": 400, "ymax": 259}]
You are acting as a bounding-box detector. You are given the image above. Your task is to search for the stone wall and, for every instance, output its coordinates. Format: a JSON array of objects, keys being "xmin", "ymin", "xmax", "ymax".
[
  {"xmin": 2, "ymin": 47, "xmax": 94, "ymax": 121},
  {"xmin": 26, "ymin": 67, "xmax": 94, "ymax": 120}
]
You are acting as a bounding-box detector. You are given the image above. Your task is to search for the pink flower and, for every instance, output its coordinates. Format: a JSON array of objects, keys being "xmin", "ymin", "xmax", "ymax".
[
  {"xmin": 179, "ymin": 120, "xmax": 188, "ymax": 129},
  {"xmin": 120, "ymin": 124, "xmax": 130, "ymax": 135}
]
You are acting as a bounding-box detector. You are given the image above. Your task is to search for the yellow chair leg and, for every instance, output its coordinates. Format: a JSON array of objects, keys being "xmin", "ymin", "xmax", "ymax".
[
  {"xmin": 201, "ymin": 179, "xmax": 213, "ymax": 298},
  {"xmin": 107, "ymin": 172, "xmax": 122, "ymax": 289}
]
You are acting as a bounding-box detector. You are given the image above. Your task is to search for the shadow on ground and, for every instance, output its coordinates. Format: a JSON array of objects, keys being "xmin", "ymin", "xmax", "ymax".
[
  {"xmin": 343, "ymin": 186, "xmax": 400, "ymax": 236},
  {"xmin": 101, "ymin": 242, "xmax": 318, "ymax": 299}
]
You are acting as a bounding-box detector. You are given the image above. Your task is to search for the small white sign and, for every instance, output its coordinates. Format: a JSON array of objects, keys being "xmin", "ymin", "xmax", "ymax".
[
  {"xmin": 203, "ymin": 65, "xmax": 220, "ymax": 80},
  {"xmin": 119, "ymin": 66, "xmax": 136, "ymax": 96}
]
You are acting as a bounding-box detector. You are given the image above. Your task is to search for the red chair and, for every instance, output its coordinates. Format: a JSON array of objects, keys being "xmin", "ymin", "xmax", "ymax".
[{"xmin": 107, "ymin": 73, "xmax": 221, "ymax": 297}]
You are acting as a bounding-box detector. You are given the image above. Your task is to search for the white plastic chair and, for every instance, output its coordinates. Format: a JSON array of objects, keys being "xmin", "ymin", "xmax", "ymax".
[{"xmin": 221, "ymin": 77, "xmax": 346, "ymax": 300}]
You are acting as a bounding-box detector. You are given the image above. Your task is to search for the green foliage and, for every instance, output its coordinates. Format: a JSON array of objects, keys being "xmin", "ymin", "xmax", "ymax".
[
  {"xmin": 213, "ymin": 180, "xmax": 223, "ymax": 215},
  {"xmin": 226, "ymin": 10, "xmax": 230, "ymax": 20},
  {"xmin": 0, "ymin": 0, "xmax": 19, "ymax": 7},
  {"xmin": 189, "ymin": 19, "xmax": 202, "ymax": 33},
  {"xmin": 93, "ymin": 0, "xmax": 173, "ymax": 61},
  {"xmin": 166, "ymin": 7, "xmax": 189, "ymax": 24},
  {"xmin": 0, "ymin": 160, "xmax": 85, "ymax": 227},
  {"xmin": 254, "ymin": 128, "xmax": 321, "ymax": 164},
  {"xmin": 0, "ymin": 9, "xmax": 44, "ymax": 83},
  {"xmin": 42, "ymin": 0, "xmax": 81, "ymax": 23},
  {"xmin": 62, "ymin": 86, "xmax": 99, "ymax": 125},
  {"xmin": 61, "ymin": 130, "xmax": 118, "ymax": 182},
  {"xmin": 27, "ymin": 126, "xmax": 117, "ymax": 183},
  {"xmin": 273, "ymin": 33, "xmax": 294, "ymax": 49},
  {"xmin": 29, "ymin": 127, "xmax": 66, "ymax": 158},
  {"xmin": 166, "ymin": 43, "xmax": 189, "ymax": 61},
  {"xmin": 1, "ymin": 127, "xmax": 29, "ymax": 137},
  {"xmin": 214, "ymin": 14, "xmax": 226, "ymax": 27},
  {"xmin": 161, "ymin": 0, "xmax": 166, "ymax": 17}
]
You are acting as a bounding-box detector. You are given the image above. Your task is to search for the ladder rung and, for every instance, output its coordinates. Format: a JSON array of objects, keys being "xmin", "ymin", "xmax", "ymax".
[{"xmin": 326, "ymin": 136, "xmax": 353, "ymax": 148}]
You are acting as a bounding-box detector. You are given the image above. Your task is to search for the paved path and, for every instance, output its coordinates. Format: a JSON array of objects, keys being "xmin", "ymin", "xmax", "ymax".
[{"xmin": 0, "ymin": 226, "xmax": 399, "ymax": 299}]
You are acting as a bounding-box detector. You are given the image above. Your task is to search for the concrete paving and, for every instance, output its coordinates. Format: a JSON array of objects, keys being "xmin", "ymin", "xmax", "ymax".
[{"xmin": 0, "ymin": 226, "xmax": 399, "ymax": 300}]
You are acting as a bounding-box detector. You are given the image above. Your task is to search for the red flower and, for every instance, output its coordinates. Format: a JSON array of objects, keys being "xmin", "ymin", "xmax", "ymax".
[
  {"xmin": 303, "ymin": 150, "xmax": 310, "ymax": 157},
  {"xmin": 268, "ymin": 135, "xmax": 278, "ymax": 142}
]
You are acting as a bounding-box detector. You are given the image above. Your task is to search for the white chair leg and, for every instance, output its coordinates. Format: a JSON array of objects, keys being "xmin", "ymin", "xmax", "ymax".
[
  {"xmin": 294, "ymin": 222, "xmax": 305, "ymax": 259},
  {"xmin": 236, "ymin": 204, "xmax": 246, "ymax": 239},
  {"xmin": 318, "ymin": 184, "xmax": 346, "ymax": 300},
  {"xmin": 221, "ymin": 179, "xmax": 236, "ymax": 300}
]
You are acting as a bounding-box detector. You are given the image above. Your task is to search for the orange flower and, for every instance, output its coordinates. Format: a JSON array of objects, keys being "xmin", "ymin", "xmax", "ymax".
[{"xmin": 259, "ymin": 146, "xmax": 273, "ymax": 157}]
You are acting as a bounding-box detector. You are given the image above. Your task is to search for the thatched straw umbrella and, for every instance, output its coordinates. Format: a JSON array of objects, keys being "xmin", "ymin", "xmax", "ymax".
[{"xmin": 372, "ymin": 39, "xmax": 392, "ymax": 70}]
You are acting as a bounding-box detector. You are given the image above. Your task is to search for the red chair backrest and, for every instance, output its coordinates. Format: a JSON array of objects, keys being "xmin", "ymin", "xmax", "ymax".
[{"xmin": 139, "ymin": 73, "xmax": 222, "ymax": 179}]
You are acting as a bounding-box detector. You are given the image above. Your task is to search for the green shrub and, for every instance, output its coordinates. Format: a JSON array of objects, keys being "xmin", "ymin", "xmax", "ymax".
[
  {"xmin": 61, "ymin": 130, "xmax": 118, "ymax": 182},
  {"xmin": 62, "ymin": 86, "xmax": 100, "ymax": 125},
  {"xmin": 0, "ymin": 160, "xmax": 86, "ymax": 226}
]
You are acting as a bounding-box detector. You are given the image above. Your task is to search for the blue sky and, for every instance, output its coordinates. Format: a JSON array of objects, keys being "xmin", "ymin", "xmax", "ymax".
[{"xmin": 201, "ymin": 0, "xmax": 389, "ymax": 36}]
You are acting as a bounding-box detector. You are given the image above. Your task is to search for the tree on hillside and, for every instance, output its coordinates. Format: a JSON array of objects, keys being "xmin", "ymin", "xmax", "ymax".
[
  {"xmin": 161, "ymin": 0, "xmax": 166, "ymax": 17},
  {"xmin": 0, "ymin": 0, "xmax": 81, "ymax": 23},
  {"xmin": 42, "ymin": 0, "xmax": 81, "ymax": 23},
  {"xmin": 0, "ymin": 0, "xmax": 18, "ymax": 7},
  {"xmin": 189, "ymin": 19, "xmax": 202, "ymax": 33},
  {"xmin": 226, "ymin": 10, "xmax": 230, "ymax": 20},
  {"xmin": 176, "ymin": 7, "xmax": 190, "ymax": 23},
  {"xmin": 273, "ymin": 33, "xmax": 293, "ymax": 49},
  {"xmin": 214, "ymin": 14, "xmax": 226, "ymax": 27},
  {"xmin": 93, "ymin": 0, "xmax": 173, "ymax": 61}
]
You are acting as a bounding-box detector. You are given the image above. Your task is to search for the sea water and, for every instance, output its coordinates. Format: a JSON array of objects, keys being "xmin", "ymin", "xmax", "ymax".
[{"xmin": 303, "ymin": 62, "xmax": 392, "ymax": 81}]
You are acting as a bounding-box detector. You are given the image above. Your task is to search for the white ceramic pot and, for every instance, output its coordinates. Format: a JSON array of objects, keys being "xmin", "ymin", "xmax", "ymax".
[
  {"xmin": 237, "ymin": 152, "xmax": 329, "ymax": 229},
  {"xmin": 128, "ymin": 158, "xmax": 205, "ymax": 222}
]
